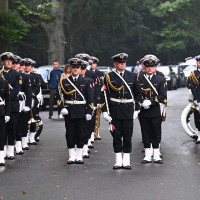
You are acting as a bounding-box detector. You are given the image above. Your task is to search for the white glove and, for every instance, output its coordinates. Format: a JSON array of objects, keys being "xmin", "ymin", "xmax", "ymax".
[
  {"xmin": 142, "ymin": 100, "xmax": 151, "ymax": 109},
  {"xmin": 61, "ymin": 108, "xmax": 69, "ymax": 116},
  {"xmin": 23, "ymin": 106, "xmax": 30, "ymax": 112},
  {"xmin": 133, "ymin": 110, "xmax": 140, "ymax": 120},
  {"xmin": 5, "ymin": 116, "xmax": 10, "ymax": 123},
  {"xmin": 93, "ymin": 107, "xmax": 97, "ymax": 111},
  {"xmin": 103, "ymin": 112, "xmax": 112, "ymax": 122},
  {"xmin": 86, "ymin": 114, "xmax": 92, "ymax": 121},
  {"xmin": 197, "ymin": 103, "xmax": 200, "ymax": 111}
]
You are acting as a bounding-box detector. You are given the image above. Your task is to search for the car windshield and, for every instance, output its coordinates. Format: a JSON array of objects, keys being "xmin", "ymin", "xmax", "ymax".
[
  {"xmin": 181, "ymin": 65, "xmax": 196, "ymax": 72},
  {"xmin": 157, "ymin": 66, "xmax": 170, "ymax": 76},
  {"xmin": 171, "ymin": 67, "xmax": 178, "ymax": 74},
  {"xmin": 37, "ymin": 67, "xmax": 53, "ymax": 82}
]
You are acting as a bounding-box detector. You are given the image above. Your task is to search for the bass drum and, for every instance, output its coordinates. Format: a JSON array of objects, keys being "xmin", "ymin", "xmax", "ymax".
[{"xmin": 181, "ymin": 90, "xmax": 198, "ymax": 140}]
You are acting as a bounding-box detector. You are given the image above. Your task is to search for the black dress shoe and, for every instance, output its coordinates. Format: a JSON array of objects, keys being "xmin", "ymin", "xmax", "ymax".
[
  {"xmin": 113, "ymin": 165, "xmax": 122, "ymax": 170},
  {"xmin": 88, "ymin": 150, "xmax": 90, "ymax": 154},
  {"xmin": 22, "ymin": 147, "xmax": 29, "ymax": 150},
  {"xmin": 196, "ymin": 140, "xmax": 200, "ymax": 144},
  {"xmin": 88, "ymin": 145, "xmax": 94, "ymax": 149},
  {"xmin": 83, "ymin": 155, "xmax": 89, "ymax": 158},
  {"xmin": 29, "ymin": 142, "xmax": 37, "ymax": 145},
  {"xmin": 141, "ymin": 160, "xmax": 152, "ymax": 164},
  {"xmin": 7, "ymin": 156, "xmax": 15, "ymax": 160},
  {"xmin": 16, "ymin": 151, "xmax": 24, "ymax": 155},
  {"xmin": 123, "ymin": 165, "xmax": 132, "ymax": 170},
  {"xmin": 67, "ymin": 160, "xmax": 75, "ymax": 164},
  {"xmin": 91, "ymin": 141, "xmax": 94, "ymax": 144},
  {"xmin": 35, "ymin": 138, "xmax": 40, "ymax": 142},
  {"xmin": 0, "ymin": 163, "xmax": 5, "ymax": 166},
  {"xmin": 96, "ymin": 137, "xmax": 101, "ymax": 140},
  {"xmin": 76, "ymin": 160, "xmax": 84, "ymax": 164},
  {"xmin": 154, "ymin": 160, "xmax": 163, "ymax": 164}
]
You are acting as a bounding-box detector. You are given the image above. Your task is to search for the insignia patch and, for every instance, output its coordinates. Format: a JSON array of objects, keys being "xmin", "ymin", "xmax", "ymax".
[
  {"xmin": 120, "ymin": 54, "xmax": 124, "ymax": 59},
  {"xmin": 19, "ymin": 80, "xmax": 22, "ymax": 85}
]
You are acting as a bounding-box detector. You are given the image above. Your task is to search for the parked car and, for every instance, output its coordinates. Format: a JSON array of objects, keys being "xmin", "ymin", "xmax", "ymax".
[
  {"xmin": 36, "ymin": 65, "xmax": 64, "ymax": 109},
  {"xmin": 96, "ymin": 66, "xmax": 113, "ymax": 74},
  {"xmin": 170, "ymin": 65, "xmax": 186, "ymax": 87},
  {"xmin": 157, "ymin": 66, "xmax": 178, "ymax": 90},
  {"xmin": 126, "ymin": 66, "xmax": 134, "ymax": 72}
]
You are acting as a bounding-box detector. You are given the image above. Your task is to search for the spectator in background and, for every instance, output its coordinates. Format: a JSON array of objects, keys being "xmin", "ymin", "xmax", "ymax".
[
  {"xmin": 48, "ymin": 60, "xmax": 63, "ymax": 119},
  {"xmin": 134, "ymin": 60, "xmax": 143, "ymax": 74},
  {"xmin": 60, "ymin": 64, "xmax": 71, "ymax": 81}
]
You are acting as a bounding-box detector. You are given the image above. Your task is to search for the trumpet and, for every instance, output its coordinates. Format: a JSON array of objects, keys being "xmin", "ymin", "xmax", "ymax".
[{"xmin": 29, "ymin": 109, "xmax": 37, "ymax": 124}]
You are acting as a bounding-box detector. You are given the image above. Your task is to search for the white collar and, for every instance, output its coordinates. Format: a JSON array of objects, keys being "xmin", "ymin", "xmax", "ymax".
[
  {"xmin": 116, "ymin": 70, "xmax": 125, "ymax": 75},
  {"xmin": 3, "ymin": 69, "xmax": 10, "ymax": 73},
  {"xmin": 72, "ymin": 74, "xmax": 79, "ymax": 81}
]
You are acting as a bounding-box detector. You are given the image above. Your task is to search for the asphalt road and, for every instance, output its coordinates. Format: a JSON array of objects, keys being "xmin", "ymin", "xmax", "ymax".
[{"xmin": 1, "ymin": 88, "xmax": 200, "ymax": 200}]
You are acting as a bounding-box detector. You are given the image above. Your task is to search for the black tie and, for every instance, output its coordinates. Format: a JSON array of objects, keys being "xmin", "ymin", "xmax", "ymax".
[
  {"xmin": 74, "ymin": 78, "xmax": 77, "ymax": 83},
  {"xmin": 120, "ymin": 73, "xmax": 123, "ymax": 77},
  {"xmin": 148, "ymin": 76, "xmax": 151, "ymax": 81}
]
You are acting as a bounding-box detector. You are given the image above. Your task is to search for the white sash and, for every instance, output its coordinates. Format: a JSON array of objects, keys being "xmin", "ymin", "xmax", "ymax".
[
  {"xmin": 113, "ymin": 70, "xmax": 134, "ymax": 102},
  {"xmin": 66, "ymin": 77, "xmax": 85, "ymax": 101}
]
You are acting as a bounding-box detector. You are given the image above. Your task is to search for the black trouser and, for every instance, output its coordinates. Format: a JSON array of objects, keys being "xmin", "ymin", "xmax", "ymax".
[
  {"xmin": 49, "ymin": 89, "xmax": 61, "ymax": 116},
  {"xmin": 194, "ymin": 110, "xmax": 200, "ymax": 131},
  {"xmin": 83, "ymin": 120, "xmax": 92, "ymax": 145},
  {"xmin": 21, "ymin": 111, "xmax": 30, "ymax": 138},
  {"xmin": 111, "ymin": 118, "xmax": 133, "ymax": 153},
  {"xmin": 5, "ymin": 112, "xmax": 19, "ymax": 145},
  {"xmin": 139, "ymin": 116, "xmax": 162, "ymax": 149},
  {"xmin": 16, "ymin": 112, "xmax": 23, "ymax": 141},
  {"xmin": 0, "ymin": 116, "xmax": 6, "ymax": 150},
  {"xmin": 64, "ymin": 117, "xmax": 85, "ymax": 148}
]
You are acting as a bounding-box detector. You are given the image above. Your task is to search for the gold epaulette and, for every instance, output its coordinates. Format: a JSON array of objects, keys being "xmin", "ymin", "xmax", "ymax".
[
  {"xmin": 60, "ymin": 79, "xmax": 76, "ymax": 95},
  {"xmin": 191, "ymin": 71, "xmax": 199, "ymax": 85},
  {"xmin": 106, "ymin": 73, "xmax": 124, "ymax": 92}
]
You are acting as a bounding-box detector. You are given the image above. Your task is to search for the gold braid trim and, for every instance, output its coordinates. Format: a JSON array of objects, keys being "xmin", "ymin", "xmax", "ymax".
[
  {"xmin": 191, "ymin": 71, "xmax": 199, "ymax": 85},
  {"xmin": 106, "ymin": 73, "xmax": 124, "ymax": 92},
  {"xmin": 60, "ymin": 79, "xmax": 76, "ymax": 95}
]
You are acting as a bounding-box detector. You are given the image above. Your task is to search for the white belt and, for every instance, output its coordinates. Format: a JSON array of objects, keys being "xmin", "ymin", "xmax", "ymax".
[
  {"xmin": 19, "ymin": 92, "xmax": 25, "ymax": 96},
  {"xmin": 0, "ymin": 97, "xmax": 5, "ymax": 105},
  {"xmin": 110, "ymin": 98, "xmax": 133, "ymax": 103},
  {"xmin": 65, "ymin": 100, "xmax": 86, "ymax": 105}
]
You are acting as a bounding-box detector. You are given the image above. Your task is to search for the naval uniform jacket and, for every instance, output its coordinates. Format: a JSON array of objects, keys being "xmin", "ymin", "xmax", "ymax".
[
  {"xmin": 60, "ymin": 75, "xmax": 94, "ymax": 119},
  {"xmin": 3, "ymin": 69, "xmax": 22, "ymax": 113},
  {"xmin": 187, "ymin": 69, "xmax": 200, "ymax": 102},
  {"xmin": 137, "ymin": 72, "xmax": 167, "ymax": 118},
  {"xmin": 85, "ymin": 70, "xmax": 101, "ymax": 106},
  {"xmin": 0, "ymin": 77, "xmax": 10, "ymax": 117},
  {"xmin": 20, "ymin": 72, "xmax": 32, "ymax": 108},
  {"xmin": 103, "ymin": 70, "xmax": 143, "ymax": 120}
]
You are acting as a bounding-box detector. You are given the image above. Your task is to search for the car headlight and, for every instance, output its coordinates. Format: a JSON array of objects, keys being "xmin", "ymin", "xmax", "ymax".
[{"xmin": 165, "ymin": 76, "xmax": 171, "ymax": 81}]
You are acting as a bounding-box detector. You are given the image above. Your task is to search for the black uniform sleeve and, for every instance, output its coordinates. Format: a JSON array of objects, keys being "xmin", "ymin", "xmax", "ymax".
[
  {"xmin": 85, "ymin": 80, "xmax": 94, "ymax": 115},
  {"xmin": 10, "ymin": 72, "xmax": 22, "ymax": 101},
  {"xmin": 24, "ymin": 75, "xmax": 32, "ymax": 108},
  {"xmin": 4, "ymin": 80, "xmax": 10, "ymax": 116}
]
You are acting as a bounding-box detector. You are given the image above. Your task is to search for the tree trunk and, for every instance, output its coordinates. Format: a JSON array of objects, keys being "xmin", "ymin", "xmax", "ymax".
[
  {"xmin": 0, "ymin": 0, "xmax": 8, "ymax": 10},
  {"xmin": 0, "ymin": 0, "xmax": 8, "ymax": 52},
  {"xmin": 41, "ymin": 0, "xmax": 66, "ymax": 65}
]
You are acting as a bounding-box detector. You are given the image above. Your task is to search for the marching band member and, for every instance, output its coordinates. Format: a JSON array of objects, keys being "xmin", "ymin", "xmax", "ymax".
[
  {"xmin": 80, "ymin": 60, "xmax": 95, "ymax": 158},
  {"xmin": 187, "ymin": 55, "xmax": 200, "ymax": 144},
  {"xmin": 0, "ymin": 68, "xmax": 10, "ymax": 166},
  {"xmin": 0, "ymin": 52, "xmax": 22, "ymax": 160},
  {"xmin": 137, "ymin": 55, "xmax": 167, "ymax": 164},
  {"xmin": 60, "ymin": 58, "xmax": 94, "ymax": 164},
  {"xmin": 24, "ymin": 58, "xmax": 40, "ymax": 147},
  {"xmin": 12, "ymin": 55, "xmax": 32, "ymax": 155},
  {"xmin": 102, "ymin": 53, "xmax": 142, "ymax": 170}
]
